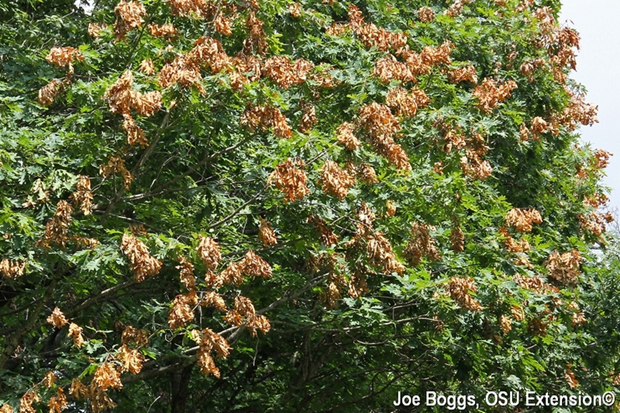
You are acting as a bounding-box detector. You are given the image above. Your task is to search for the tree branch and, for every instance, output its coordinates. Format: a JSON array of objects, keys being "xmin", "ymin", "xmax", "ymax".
[
  {"xmin": 207, "ymin": 186, "xmax": 267, "ymax": 230},
  {"xmin": 102, "ymin": 110, "xmax": 171, "ymax": 219},
  {"xmin": 0, "ymin": 272, "xmax": 62, "ymax": 370},
  {"xmin": 147, "ymin": 135, "xmax": 254, "ymax": 197}
]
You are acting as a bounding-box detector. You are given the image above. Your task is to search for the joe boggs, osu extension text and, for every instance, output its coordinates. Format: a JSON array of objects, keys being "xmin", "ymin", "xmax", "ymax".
[{"xmin": 392, "ymin": 390, "xmax": 616, "ymax": 410}]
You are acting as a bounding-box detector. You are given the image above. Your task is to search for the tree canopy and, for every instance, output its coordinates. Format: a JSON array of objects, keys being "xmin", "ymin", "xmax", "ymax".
[{"xmin": 1, "ymin": 0, "xmax": 619, "ymax": 411}]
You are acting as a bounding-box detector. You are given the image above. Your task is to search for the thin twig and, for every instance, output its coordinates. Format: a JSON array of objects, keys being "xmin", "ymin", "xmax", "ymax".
[{"xmin": 207, "ymin": 187, "xmax": 267, "ymax": 230}]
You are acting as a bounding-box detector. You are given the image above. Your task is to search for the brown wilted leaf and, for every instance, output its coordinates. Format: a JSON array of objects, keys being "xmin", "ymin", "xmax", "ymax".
[
  {"xmin": 116, "ymin": 344, "xmax": 145, "ymax": 374},
  {"xmin": 366, "ymin": 232, "xmax": 405, "ymax": 275},
  {"xmin": 197, "ymin": 351, "xmax": 220, "ymax": 377},
  {"xmin": 158, "ymin": 55, "xmax": 204, "ymax": 93},
  {"xmin": 385, "ymin": 200, "xmax": 396, "ymax": 217},
  {"xmin": 201, "ymin": 291, "xmax": 227, "ymax": 311},
  {"xmin": 418, "ymin": 6, "xmax": 435, "ymax": 22},
  {"xmin": 499, "ymin": 227, "xmax": 530, "ymax": 253},
  {"xmin": 198, "ymin": 328, "xmax": 231, "ymax": 358},
  {"xmin": 268, "ymin": 159, "xmax": 310, "ymax": 202},
  {"xmin": 120, "ymin": 233, "xmax": 162, "ymax": 282},
  {"xmin": 176, "ymin": 256, "xmax": 196, "ymax": 290},
  {"xmin": 298, "ymin": 103, "xmax": 317, "ymax": 133},
  {"xmin": 404, "ymin": 222, "xmax": 441, "ymax": 265},
  {"xmin": 592, "ymin": 149, "xmax": 612, "ymax": 170},
  {"xmin": 358, "ymin": 163, "xmax": 379, "ymax": 184},
  {"xmin": 358, "ymin": 102, "xmax": 411, "ymax": 170},
  {"xmin": 530, "ymin": 116, "xmax": 548, "ymax": 138},
  {"xmin": 433, "ymin": 161, "xmax": 444, "ymax": 174},
  {"xmin": 336, "ymin": 122, "xmax": 361, "ymax": 150},
  {"xmin": 244, "ymin": 12, "xmax": 268, "ymax": 56},
  {"xmin": 38, "ymin": 79, "xmax": 60, "ymax": 107},
  {"xmin": 120, "ymin": 325, "xmax": 135, "ymax": 344},
  {"xmin": 386, "ymin": 87, "xmax": 418, "ymax": 117},
  {"xmin": 289, "ymin": 2, "xmax": 302, "ymax": 17},
  {"xmin": 241, "ymin": 104, "xmax": 293, "ymax": 138},
  {"xmin": 444, "ymin": 0, "xmax": 473, "ymax": 17},
  {"xmin": 472, "ymin": 78, "xmax": 517, "ymax": 113},
  {"xmin": 322, "ymin": 280, "xmax": 341, "ymax": 309},
  {"xmin": 37, "ymin": 200, "xmax": 73, "ymax": 248},
  {"xmin": 520, "ymin": 123, "xmax": 532, "ymax": 141},
  {"xmin": 578, "ymin": 211, "xmax": 608, "ymax": 237},
  {"xmin": 88, "ymin": 22, "xmax": 108, "ymax": 38},
  {"xmin": 505, "ymin": 208, "xmax": 542, "ymax": 233},
  {"xmin": 321, "ymin": 160, "xmax": 355, "ymax": 200},
  {"xmin": 0, "ymin": 259, "xmax": 25, "ymax": 279},
  {"xmin": 572, "ymin": 310, "xmax": 586, "ymax": 326},
  {"xmin": 372, "ymin": 55, "xmax": 415, "ymax": 83},
  {"xmin": 546, "ymin": 249, "xmax": 582, "ymax": 285},
  {"xmin": 234, "ymin": 296, "xmax": 256, "ymax": 318},
  {"xmin": 359, "ymin": 102, "xmax": 400, "ymax": 139},
  {"xmin": 447, "ymin": 277, "xmax": 482, "ymax": 311},
  {"xmin": 46, "ymin": 46, "xmax": 84, "ymax": 69},
  {"xmin": 231, "ymin": 52, "xmax": 262, "ymax": 84},
  {"xmin": 399, "ymin": 49, "xmax": 431, "ymax": 77},
  {"xmin": 42, "ymin": 371, "xmax": 57, "ymax": 388},
  {"xmin": 68, "ymin": 323, "xmax": 84, "ymax": 348},
  {"xmin": 410, "ymin": 87, "xmax": 430, "ymax": 108},
  {"xmin": 309, "ymin": 215, "xmax": 339, "ymax": 247},
  {"xmin": 460, "ymin": 152, "xmax": 493, "ymax": 180},
  {"xmin": 148, "ymin": 22, "xmax": 177, "ymax": 38},
  {"xmin": 511, "ymin": 305, "xmax": 525, "ymax": 321},
  {"xmin": 134, "ymin": 329, "xmax": 149, "ymax": 347},
  {"xmin": 513, "ymin": 274, "xmax": 555, "ymax": 295},
  {"xmin": 450, "ymin": 224, "xmax": 464, "ymax": 252},
  {"xmin": 448, "ymin": 65, "xmax": 477, "ymax": 84},
  {"xmin": 246, "ymin": 314, "xmax": 271, "ymax": 336},
  {"xmin": 196, "ymin": 236, "xmax": 221, "ymax": 271},
  {"xmin": 224, "ymin": 309, "xmax": 243, "ymax": 327},
  {"xmin": 70, "ymin": 175, "xmax": 93, "ymax": 215},
  {"xmin": 499, "ymin": 315, "xmax": 512, "ymax": 333},
  {"xmin": 343, "ymin": 5, "xmax": 407, "ymax": 52},
  {"xmin": 262, "ymin": 56, "xmax": 314, "ymax": 89},
  {"xmin": 114, "ymin": 0, "xmax": 147, "ymax": 41},
  {"xmin": 100, "ymin": 155, "xmax": 133, "ymax": 189},
  {"xmin": 91, "ymin": 362, "xmax": 123, "ymax": 391},
  {"xmin": 48, "ymin": 388, "xmax": 68, "ymax": 413},
  {"xmin": 104, "ymin": 70, "xmax": 134, "ymax": 114},
  {"xmin": 168, "ymin": 0, "xmax": 213, "ymax": 17},
  {"xmin": 239, "ymin": 250, "xmax": 272, "ymax": 278},
  {"xmin": 214, "ymin": 13, "xmax": 232, "ymax": 36},
  {"xmin": 134, "ymin": 91, "xmax": 162, "ymax": 117},
  {"xmin": 47, "ymin": 307, "xmax": 68, "ymax": 329},
  {"xmin": 565, "ymin": 368, "xmax": 579, "ymax": 389},
  {"xmin": 69, "ymin": 378, "xmax": 90, "ymax": 400},
  {"xmin": 258, "ymin": 218, "xmax": 277, "ymax": 246},
  {"xmin": 89, "ymin": 385, "xmax": 117, "ymax": 413},
  {"xmin": 421, "ymin": 40, "xmax": 454, "ymax": 66},
  {"xmin": 138, "ymin": 58, "xmax": 155, "ymax": 75},
  {"xmin": 347, "ymin": 268, "xmax": 369, "ymax": 299},
  {"xmin": 19, "ymin": 389, "xmax": 40, "ymax": 413},
  {"xmin": 219, "ymin": 261, "xmax": 244, "ymax": 286},
  {"xmin": 168, "ymin": 293, "xmax": 195, "ymax": 329}
]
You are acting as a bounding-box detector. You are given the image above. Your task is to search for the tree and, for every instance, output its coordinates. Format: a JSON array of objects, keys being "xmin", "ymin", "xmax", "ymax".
[{"xmin": 0, "ymin": 0, "xmax": 618, "ymax": 411}]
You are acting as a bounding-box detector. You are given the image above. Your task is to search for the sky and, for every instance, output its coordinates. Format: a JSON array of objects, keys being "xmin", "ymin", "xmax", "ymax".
[{"xmin": 560, "ymin": 0, "xmax": 620, "ymax": 211}]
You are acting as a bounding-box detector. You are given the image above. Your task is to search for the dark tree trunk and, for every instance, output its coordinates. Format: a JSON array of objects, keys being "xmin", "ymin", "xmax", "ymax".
[{"xmin": 171, "ymin": 363, "xmax": 194, "ymax": 413}]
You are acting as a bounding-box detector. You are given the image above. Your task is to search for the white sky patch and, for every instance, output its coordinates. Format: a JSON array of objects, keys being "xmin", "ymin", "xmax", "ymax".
[
  {"xmin": 75, "ymin": 0, "xmax": 94, "ymax": 15},
  {"xmin": 561, "ymin": 1, "xmax": 620, "ymax": 210}
]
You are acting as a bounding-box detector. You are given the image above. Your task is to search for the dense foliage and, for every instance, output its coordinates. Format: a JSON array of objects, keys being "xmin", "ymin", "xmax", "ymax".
[{"xmin": 1, "ymin": 0, "xmax": 618, "ymax": 411}]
